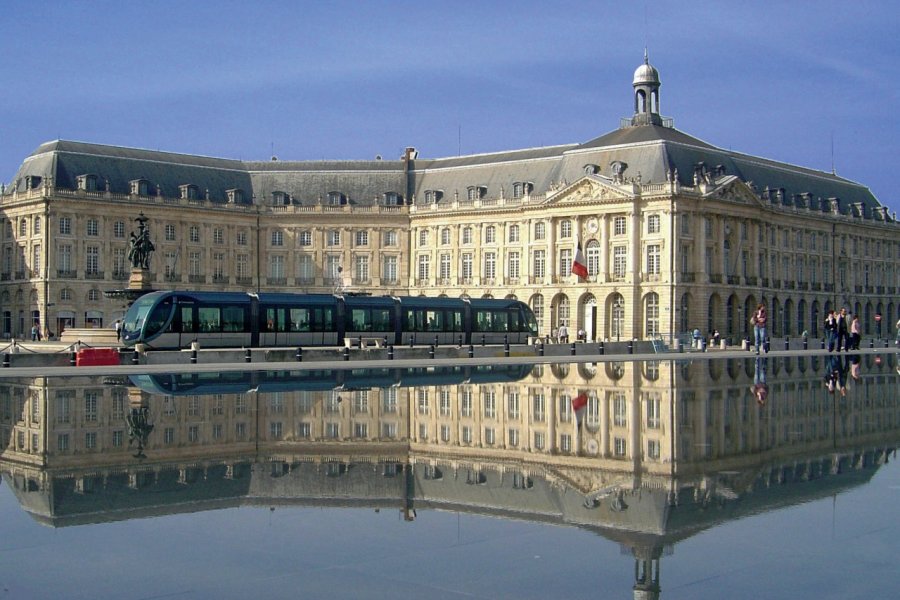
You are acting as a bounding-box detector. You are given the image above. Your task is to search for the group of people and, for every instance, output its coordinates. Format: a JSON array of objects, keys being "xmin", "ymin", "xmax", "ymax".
[{"xmin": 823, "ymin": 307, "xmax": 861, "ymax": 352}]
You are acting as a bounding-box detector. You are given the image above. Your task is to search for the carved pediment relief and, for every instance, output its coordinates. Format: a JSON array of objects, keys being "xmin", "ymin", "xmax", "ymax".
[
  {"xmin": 704, "ymin": 177, "xmax": 764, "ymax": 206},
  {"xmin": 544, "ymin": 176, "xmax": 635, "ymax": 206}
]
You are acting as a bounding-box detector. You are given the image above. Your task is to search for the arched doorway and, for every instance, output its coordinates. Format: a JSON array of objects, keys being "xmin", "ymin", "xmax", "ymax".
[
  {"xmin": 644, "ymin": 292, "xmax": 659, "ymax": 338},
  {"xmin": 680, "ymin": 293, "xmax": 691, "ymax": 333},
  {"xmin": 726, "ymin": 294, "xmax": 739, "ymax": 337},
  {"xmin": 608, "ymin": 293, "xmax": 625, "ymax": 341},
  {"xmin": 811, "ymin": 300, "xmax": 820, "ymax": 337},
  {"xmin": 708, "ymin": 294, "xmax": 721, "ymax": 336},
  {"xmin": 783, "ymin": 299, "xmax": 794, "ymax": 336},
  {"xmin": 798, "ymin": 299, "xmax": 807, "ymax": 336},
  {"xmin": 581, "ymin": 294, "xmax": 598, "ymax": 341}
]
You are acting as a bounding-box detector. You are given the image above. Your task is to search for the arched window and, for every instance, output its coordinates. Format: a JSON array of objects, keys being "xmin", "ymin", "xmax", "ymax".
[
  {"xmin": 534, "ymin": 222, "xmax": 546, "ymax": 240},
  {"xmin": 530, "ymin": 294, "xmax": 545, "ymax": 330},
  {"xmin": 484, "ymin": 225, "xmax": 496, "ymax": 244},
  {"xmin": 586, "ymin": 240, "xmax": 600, "ymax": 277},
  {"xmin": 508, "ymin": 225, "xmax": 519, "ymax": 243}
]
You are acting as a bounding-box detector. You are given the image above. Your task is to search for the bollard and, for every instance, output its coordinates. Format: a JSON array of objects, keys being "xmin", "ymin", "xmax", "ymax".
[
  {"xmin": 191, "ymin": 348, "xmax": 198, "ymax": 364},
  {"xmin": 538, "ymin": 342, "xmax": 544, "ymax": 357},
  {"xmin": 504, "ymin": 334, "xmax": 509, "ymax": 348},
  {"xmin": 570, "ymin": 342, "xmax": 576, "ymax": 356},
  {"xmin": 429, "ymin": 344, "xmax": 435, "ymax": 359},
  {"xmin": 388, "ymin": 344, "xmax": 394, "ymax": 360},
  {"xmin": 132, "ymin": 349, "xmax": 140, "ymax": 365},
  {"xmin": 599, "ymin": 341, "xmax": 605, "ymax": 355},
  {"xmin": 410, "ymin": 334, "xmax": 415, "ymax": 348},
  {"xmin": 296, "ymin": 346, "xmax": 303, "ymax": 362},
  {"xmin": 803, "ymin": 337, "xmax": 808, "ymax": 350},
  {"xmin": 383, "ymin": 336, "xmax": 388, "ymax": 348},
  {"xmin": 481, "ymin": 334, "xmax": 486, "ymax": 347},
  {"xmin": 869, "ymin": 338, "xmax": 874, "ymax": 349},
  {"xmin": 701, "ymin": 339, "xmax": 707, "ymax": 352},
  {"xmin": 70, "ymin": 351, "xmax": 77, "ymax": 366},
  {"xmin": 343, "ymin": 346, "xmax": 350, "ymax": 361},
  {"xmin": 468, "ymin": 344, "xmax": 474, "ymax": 358},
  {"xmin": 458, "ymin": 334, "xmax": 463, "ymax": 348},
  {"xmin": 784, "ymin": 337, "xmax": 790, "ymax": 351},
  {"xmin": 821, "ymin": 338, "xmax": 826, "ymax": 350},
  {"xmin": 627, "ymin": 340, "xmax": 634, "ymax": 354},
  {"xmin": 504, "ymin": 339, "xmax": 510, "ymax": 358},
  {"xmin": 358, "ymin": 337, "xmax": 364, "ymax": 350},
  {"xmin": 2, "ymin": 353, "xmax": 8, "ymax": 368},
  {"xmin": 434, "ymin": 334, "xmax": 439, "ymax": 348},
  {"xmin": 244, "ymin": 348, "xmax": 252, "ymax": 363},
  {"xmin": 764, "ymin": 338, "xmax": 770, "ymax": 353}
]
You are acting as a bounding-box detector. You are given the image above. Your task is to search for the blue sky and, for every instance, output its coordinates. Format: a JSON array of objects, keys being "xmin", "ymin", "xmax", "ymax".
[{"xmin": 1, "ymin": 1, "xmax": 897, "ymax": 211}]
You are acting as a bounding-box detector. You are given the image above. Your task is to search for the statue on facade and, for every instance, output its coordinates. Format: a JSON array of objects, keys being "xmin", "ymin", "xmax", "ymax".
[{"xmin": 127, "ymin": 212, "xmax": 155, "ymax": 270}]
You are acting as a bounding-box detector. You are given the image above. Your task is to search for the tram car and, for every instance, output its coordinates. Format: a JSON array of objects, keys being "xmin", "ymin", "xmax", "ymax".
[
  {"xmin": 129, "ymin": 363, "xmax": 535, "ymax": 397},
  {"xmin": 121, "ymin": 291, "xmax": 538, "ymax": 349}
]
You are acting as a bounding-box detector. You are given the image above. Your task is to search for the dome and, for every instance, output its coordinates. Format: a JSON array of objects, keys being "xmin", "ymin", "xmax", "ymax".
[{"xmin": 633, "ymin": 61, "xmax": 660, "ymax": 86}]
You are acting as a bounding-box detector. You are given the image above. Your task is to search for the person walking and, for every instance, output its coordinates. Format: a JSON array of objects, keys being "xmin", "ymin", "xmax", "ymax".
[
  {"xmin": 115, "ymin": 319, "xmax": 122, "ymax": 342},
  {"xmin": 557, "ymin": 323, "xmax": 569, "ymax": 344},
  {"xmin": 895, "ymin": 316, "xmax": 900, "ymax": 347},
  {"xmin": 30, "ymin": 324, "xmax": 38, "ymax": 342},
  {"xmin": 835, "ymin": 307, "xmax": 850, "ymax": 352},
  {"xmin": 751, "ymin": 303, "xmax": 767, "ymax": 355},
  {"xmin": 824, "ymin": 310, "xmax": 838, "ymax": 352},
  {"xmin": 849, "ymin": 314, "xmax": 861, "ymax": 350}
]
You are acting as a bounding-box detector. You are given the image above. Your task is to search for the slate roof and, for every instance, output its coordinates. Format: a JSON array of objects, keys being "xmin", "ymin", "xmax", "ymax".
[{"xmin": 8, "ymin": 119, "xmax": 882, "ymax": 214}]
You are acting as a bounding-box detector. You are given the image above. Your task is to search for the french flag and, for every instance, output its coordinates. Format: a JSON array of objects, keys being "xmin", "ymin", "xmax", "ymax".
[
  {"xmin": 572, "ymin": 242, "xmax": 588, "ymax": 279},
  {"xmin": 572, "ymin": 392, "xmax": 588, "ymax": 426}
]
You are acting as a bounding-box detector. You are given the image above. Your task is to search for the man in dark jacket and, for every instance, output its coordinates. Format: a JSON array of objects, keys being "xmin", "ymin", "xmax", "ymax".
[{"xmin": 835, "ymin": 307, "xmax": 850, "ymax": 352}]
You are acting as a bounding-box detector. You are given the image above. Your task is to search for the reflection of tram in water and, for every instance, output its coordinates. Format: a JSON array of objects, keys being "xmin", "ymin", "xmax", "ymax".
[
  {"xmin": 122, "ymin": 291, "xmax": 538, "ymax": 349},
  {"xmin": 129, "ymin": 363, "xmax": 535, "ymax": 397}
]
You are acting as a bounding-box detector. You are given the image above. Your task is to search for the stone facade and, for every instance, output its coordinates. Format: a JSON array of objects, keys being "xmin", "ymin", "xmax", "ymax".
[{"xmin": 2, "ymin": 57, "xmax": 898, "ymax": 341}]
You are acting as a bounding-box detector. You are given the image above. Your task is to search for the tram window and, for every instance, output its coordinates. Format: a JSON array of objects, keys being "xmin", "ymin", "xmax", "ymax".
[
  {"xmin": 180, "ymin": 307, "xmax": 194, "ymax": 333},
  {"xmin": 199, "ymin": 307, "xmax": 221, "ymax": 332},
  {"xmin": 289, "ymin": 308, "xmax": 310, "ymax": 332},
  {"xmin": 475, "ymin": 310, "xmax": 510, "ymax": 332},
  {"xmin": 493, "ymin": 311, "xmax": 509, "ymax": 332},
  {"xmin": 372, "ymin": 308, "xmax": 391, "ymax": 330},
  {"xmin": 222, "ymin": 306, "xmax": 245, "ymax": 331},
  {"xmin": 145, "ymin": 298, "xmax": 173, "ymax": 337},
  {"xmin": 311, "ymin": 307, "xmax": 334, "ymax": 332},
  {"xmin": 265, "ymin": 308, "xmax": 277, "ymax": 331}
]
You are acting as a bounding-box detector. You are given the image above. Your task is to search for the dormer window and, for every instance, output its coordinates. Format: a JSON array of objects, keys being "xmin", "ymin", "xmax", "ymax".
[
  {"xmin": 272, "ymin": 191, "xmax": 290, "ymax": 206},
  {"xmin": 583, "ymin": 164, "xmax": 601, "ymax": 176},
  {"xmin": 24, "ymin": 175, "xmax": 42, "ymax": 190},
  {"xmin": 326, "ymin": 191, "xmax": 345, "ymax": 206},
  {"xmin": 423, "ymin": 189, "xmax": 443, "ymax": 204},
  {"xmin": 466, "ymin": 185, "xmax": 487, "ymax": 201},
  {"xmin": 129, "ymin": 179, "xmax": 150, "ymax": 196},
  {"xmin": 383, "ymin": 192, "xmax": 403, "ymax": 206},
  {"xmin": 226, "ymin": 188, "xmax": 245, "ymax": 204},
  {"xmin": 179, "ymin": 184, "xmax": 200, "ymax": 200},
  {"xmin": 512, "ymin": 182, "xmax": 533, "ymax": 199},
  {"xmin": 76, "ymin": 174, "xmax": 98, "ymax": 192}
]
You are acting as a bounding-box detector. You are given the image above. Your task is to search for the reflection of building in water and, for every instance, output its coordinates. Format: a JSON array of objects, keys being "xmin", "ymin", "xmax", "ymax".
[{"xmin": 1, "ymin": 356, "xmax": 898, "ymax": 598}]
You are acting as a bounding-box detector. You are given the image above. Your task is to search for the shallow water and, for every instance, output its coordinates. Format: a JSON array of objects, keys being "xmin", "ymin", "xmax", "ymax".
[{"xmin": 1, "ymin": 354, "xmax": 897, "ymax": 599}]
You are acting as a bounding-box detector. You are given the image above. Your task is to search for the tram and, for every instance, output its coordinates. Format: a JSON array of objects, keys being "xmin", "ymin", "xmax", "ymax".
[
  {"xmin": 129, "ymin": 363, "xmax": 535, "ymax": 397},
  {"xmin": 121, "ymin": 291, "xmax": 538, "ymax": 349}
]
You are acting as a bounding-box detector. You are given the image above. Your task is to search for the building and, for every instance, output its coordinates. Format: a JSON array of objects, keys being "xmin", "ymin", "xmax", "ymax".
[{"xmin": 2, "ymin": 55, "xmax": 898, "ymax": 341}]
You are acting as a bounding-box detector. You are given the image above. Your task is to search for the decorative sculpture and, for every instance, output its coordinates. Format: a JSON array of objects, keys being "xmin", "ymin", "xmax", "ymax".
[{"xmin": 127, "ymin": 212, "xmax": 155, "ymax": 270}]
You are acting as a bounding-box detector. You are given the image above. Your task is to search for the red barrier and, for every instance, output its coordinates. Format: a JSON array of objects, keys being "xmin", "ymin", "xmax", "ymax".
[{"xmin": 76, "ymin": 348, "xmax": 120, "ymax": 367}]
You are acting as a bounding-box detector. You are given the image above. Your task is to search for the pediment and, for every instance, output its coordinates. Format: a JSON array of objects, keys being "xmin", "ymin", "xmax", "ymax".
[
  {"xmin": 703, "ymin": 176, "xmax": 765, "ymax": 206},
  {"xmin": 544, "ymin": 175, "xmax": 636, "ymax": 206}
]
